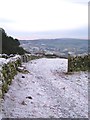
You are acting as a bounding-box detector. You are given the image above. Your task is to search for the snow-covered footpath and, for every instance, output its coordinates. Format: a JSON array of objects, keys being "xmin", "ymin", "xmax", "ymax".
[{"xmin": 2, "ymin": 58, "xmax": 88, "ymax": 118}]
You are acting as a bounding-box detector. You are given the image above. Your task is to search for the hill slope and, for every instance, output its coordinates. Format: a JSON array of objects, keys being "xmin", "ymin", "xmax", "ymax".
[{"xmin": 0, "ymin": 28, "xmax": 27, "ymax": 55}]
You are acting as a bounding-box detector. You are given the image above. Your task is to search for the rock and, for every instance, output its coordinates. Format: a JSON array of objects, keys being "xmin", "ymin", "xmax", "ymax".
[
  {"xmin": 62, "ymin": 87, "xmax": 65, "ymax": 90},
  {"xmin": 21, "ymin": 101, "xmax": 27, "ymax": 105},
  {"xmin": 31, "ymin": 102, "xmax": 33, "ymax": 104},
  {"xmin": 18, "ymin": 67, "xmax": 29, "ymax": 74},
  {"xmin": 22, "ymin": 76, "xmax": 25, "ymax": 78},
  {"xmin": 26, "ymin": 96, "xmax": 32, "ymax": 99}
]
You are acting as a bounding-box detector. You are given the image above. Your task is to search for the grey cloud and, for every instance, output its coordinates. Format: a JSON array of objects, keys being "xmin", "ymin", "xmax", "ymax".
[{"xmin": 8, "ymin": 26, "xmax": 87, "ymax": 40}]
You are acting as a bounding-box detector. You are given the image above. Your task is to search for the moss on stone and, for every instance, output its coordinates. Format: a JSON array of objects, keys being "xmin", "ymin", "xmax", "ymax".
[
  {"xmin": 2, "ymin": 82, "xmax": 8, "ymax": 96},
  {"xmin": 1, "ymin": 56, "xmax": 22, "ymax": 97},
  {"xmin": 68, "ymin": 54, "xmax": 90, "ymax": 72}
]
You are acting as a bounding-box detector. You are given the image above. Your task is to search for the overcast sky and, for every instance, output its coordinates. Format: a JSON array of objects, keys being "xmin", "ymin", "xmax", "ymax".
[{"xmin": 0, "ymin": 0, "xmax": 88, "ymax": 40}]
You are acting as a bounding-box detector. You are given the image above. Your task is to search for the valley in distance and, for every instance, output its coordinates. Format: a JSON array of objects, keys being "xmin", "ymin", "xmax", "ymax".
[{"xmin": 20, "ymin": 38, "xmax": 88, "ymax": 58}]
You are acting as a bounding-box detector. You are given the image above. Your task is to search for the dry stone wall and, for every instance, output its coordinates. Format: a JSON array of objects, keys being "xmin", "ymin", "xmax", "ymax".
[
  {"xmin": 21, "ymin": 54, "xmax": 42, "ymax": 63},
  {"xmin": 68, "ymin": 54, "xmax": 90, "ymax": 72},
  {"xmin": 0, "ymin": 54, "xmax": 42, "ymax": 97},
  {"xmin": 0, "ymin": 55, "xmax": 21, "ymax": 97}
]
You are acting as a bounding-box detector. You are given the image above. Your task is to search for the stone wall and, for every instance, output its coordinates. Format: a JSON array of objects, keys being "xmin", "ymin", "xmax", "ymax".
[
  {"xmin": 0, "ymin": 55, "xmax": 21, "ymax": 97},
  {"xmin": 68, "ymin": 54, "xmax": 90, "ymax": 72},
  {"xmin": 0, "ymin": 54, "xmax": 42, "ymax": 97},
  {"xmin": 21, "ymin": 54, "xmax": 43, "ymax": 63}
]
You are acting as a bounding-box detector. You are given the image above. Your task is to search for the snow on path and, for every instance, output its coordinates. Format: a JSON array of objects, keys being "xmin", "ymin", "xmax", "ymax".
[{"xmin": 2, "ymin": 58, "xmax": 88, "ymax": 118}]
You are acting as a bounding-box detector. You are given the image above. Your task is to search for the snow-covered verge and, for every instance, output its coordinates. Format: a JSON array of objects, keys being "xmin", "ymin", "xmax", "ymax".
[{"xmin": 1, "ymin": 58, "xmax": 88, "ymax": 118}]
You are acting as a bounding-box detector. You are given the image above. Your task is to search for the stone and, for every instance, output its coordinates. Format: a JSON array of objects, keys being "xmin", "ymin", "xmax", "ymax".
[
  {"xmin": 22, "ymin": 76, "xmax": 25, "ymax": 78},
  {"xmin": 26, "ymin": 96, "xmax": 32, "ymax": 99},
  {"xmin": 21, "ymin": 101, "xmax": 27, "ymax": 105}
]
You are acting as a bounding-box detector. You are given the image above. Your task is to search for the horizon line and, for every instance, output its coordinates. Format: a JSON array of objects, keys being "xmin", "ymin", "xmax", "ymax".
[{"xmin": 19, "ymin": 37, "xmax": 88, "ymax": 41}]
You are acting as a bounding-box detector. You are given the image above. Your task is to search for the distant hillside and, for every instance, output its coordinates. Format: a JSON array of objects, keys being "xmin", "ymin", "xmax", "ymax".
[
  {"xmin": 20, "ymin": 38, "xmax": 88, "ymax": 56},
  {"xmin": 0, "ymin": 28, "xmax": 28, "ymax": 55}
]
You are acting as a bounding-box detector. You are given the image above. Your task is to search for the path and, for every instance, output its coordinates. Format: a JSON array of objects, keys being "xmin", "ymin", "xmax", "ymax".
[{"xmin": 2, "ymin": 58, "xmax": 88, "ymax": 118}]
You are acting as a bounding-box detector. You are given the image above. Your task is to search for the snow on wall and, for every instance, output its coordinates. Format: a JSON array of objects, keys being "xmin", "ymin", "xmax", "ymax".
[
  {"xmin": 0, "ymin": 55, "xmax": 21, "ymax": 97},
  {"xmin": 0, "ymin": 54, "xmax": 40, "ymax": 97}
]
